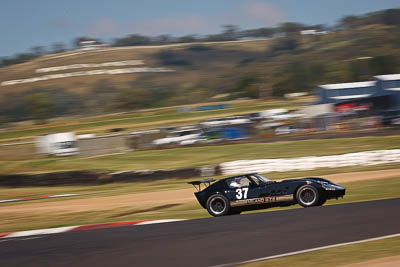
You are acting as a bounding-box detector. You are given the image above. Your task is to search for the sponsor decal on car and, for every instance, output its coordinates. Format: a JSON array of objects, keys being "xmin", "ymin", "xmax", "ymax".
[{"xmin": 230, "ymin": 194, "xmax": 294, "ymax": 207}]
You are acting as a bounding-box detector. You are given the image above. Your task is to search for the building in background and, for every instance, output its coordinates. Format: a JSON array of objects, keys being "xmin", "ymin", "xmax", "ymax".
[
  {"xmin": 316, "ymin": 74, "xmax": 400, "ymax": 111},
  {"xmin": 374, "ymin": 74, "xmax": 400, "ymax": 109},
  {"xmin": 317, "ymin": 81, "xmax": 376, "ymax": 104}
]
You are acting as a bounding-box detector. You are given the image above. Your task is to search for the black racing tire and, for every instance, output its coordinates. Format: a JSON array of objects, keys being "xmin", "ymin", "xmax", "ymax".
[
  {"xmin": 206, "ymin": 194, "xmax": 230, "ymax": 217},
  {"xmin": 296, "ymin": 185, "xmax": 320, "ymax": 207}
]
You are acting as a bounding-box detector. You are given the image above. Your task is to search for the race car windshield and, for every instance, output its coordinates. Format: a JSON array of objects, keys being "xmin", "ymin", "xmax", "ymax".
[{"xmin": 251, "ymin": 174, "xmax": 273, "ymax": 184}]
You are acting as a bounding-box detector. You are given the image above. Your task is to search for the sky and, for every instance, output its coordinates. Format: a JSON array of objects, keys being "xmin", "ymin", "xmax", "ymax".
[{"xmin": 1, "ymin": 0, "xmax": 400, "ymax": 57}]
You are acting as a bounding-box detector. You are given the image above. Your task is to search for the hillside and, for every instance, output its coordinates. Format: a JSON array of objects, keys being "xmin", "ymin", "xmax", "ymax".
[
  {"xmin": 1, "ymin": 23, "xmax": 400, "ymax": 123},
  {"xmin": 0, "ymin": 39, "xmax": 271, "ymax": 94}
]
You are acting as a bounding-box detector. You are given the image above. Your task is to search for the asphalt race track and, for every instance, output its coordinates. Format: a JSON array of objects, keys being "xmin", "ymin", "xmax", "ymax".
[{"xmin": 1, "ymin": 198, "xmax": 400, "ymax": 267}]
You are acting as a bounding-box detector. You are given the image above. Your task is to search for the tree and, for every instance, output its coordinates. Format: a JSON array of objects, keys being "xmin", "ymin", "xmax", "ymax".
[
  {"xmin": 270, "ymin": 61, "xmax": 326, "ymax": 96},
  {"xmin": 307, "ymin": 24, "xmax": 326, "ymax": 31},
  {"xmin": 157, "ymin": 50, "xmax": 192, "ymax": 66},
  {"xmin": 270, "ymin": 36, "xmax": 300, "ymax": 54},
  {"xmin": 178, "ymin": 35, "xmax": 198, "ymax": 43},
  {"xmin": 348, "ymin": 59, "xmax": 371, "ymax": 82},
  {"xmin": 25, "ymin": 92, "xmax": 52, "ymax": 124},
  {"xmin": 369, "ymin": 55, "xmax": 397, "ymax": 75},
  {"xmin": 271, "ymin": 74, "xmax": 292, "ymax": 97},
  {"xmin": 278, "ymin": 22, "xmax": 306, "ymax": 35},
  {"xmin": 323, "ymin": 62, "xmax": 353, "ymax": 84},
  {"xmin": 0, "ymin": 92, "xmax": 26, "ymax": 121},
  {"xmin": 115, "ymin": 87, "xmax": 152, "ymax": 110},
  {"xmin": 337, "ymin": 15, "xmax": 362, "ymax": 30},
  {"xmin": 205, "ymin": 34, "xmax": 227, "ymax": 42},
  {"xmin": 382, "ymin": 9, "xmax": 400, "ymax": 26},
  {"xmin": 30, "ymin": 46, "xmax": 46, "ymax": 57},
  {"xmin": 335, "ymin": 9, "xmax": 400, "ymax": 30},
  {"xmin": 241, "ymin": 28, "xmax": 275, "ymax": 38},
  {"xmin": 0, "ymin": 115, "xmax": 9, "ymax": 129},
  {"xmin": 152, "ymin": 35, "xmax": 174, "ymax": 45},
  {"xmin": 14, "ymin": 53, "xmax": 36, "ymax": 64},
  {"xmin": 113, "ymin": 34, "xmax": 152, "ymax": 46},
  {"xmin": 221, "ymin": 25, "xmax": 240, "ymax": 41},
  {"xmin": 258, "ymin": 83, "xmax": 273, "ymax": 99},
  {"xmin": 52, "ymin": 42, "xmax": 66, "ymax": 53},
  {"xmin": 90, "ymin": 79, "xmax": 118, "ymax": 112},
  {"xmin": 232, "ymin": 75, "xmax": 260, "ymax": 98}
]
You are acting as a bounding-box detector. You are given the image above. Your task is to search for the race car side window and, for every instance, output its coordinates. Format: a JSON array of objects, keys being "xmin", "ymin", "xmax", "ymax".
[
  {"xmin": 227, "ymin": 177, "xmax": 241, "ymax": 188},
  {"xmin": 227, "ymin": 177, "xmax": 252, "ymax": 188},
  {"xmin": 248, "ymin": 176, "xmax": 260, "ymax": 186},
  {"xmin": 239, "ymin": 177, "xmax": 251, "ymax": 187}
]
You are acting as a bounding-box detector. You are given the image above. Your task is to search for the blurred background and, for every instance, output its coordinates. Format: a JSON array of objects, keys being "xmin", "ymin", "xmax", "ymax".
[
  {"xmin": 1, "ymin": 2, "xmax": 400, "ymax": 266},
  {"xmin": 1, "ymin": 1, "xmax": 400, "ymax": 160}
]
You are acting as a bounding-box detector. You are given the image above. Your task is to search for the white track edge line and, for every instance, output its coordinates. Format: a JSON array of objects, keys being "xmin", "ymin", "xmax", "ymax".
[
  {"xmin": 0, "ymin": 194, "xmax": 80, "ymax": 204},
  {"xmin": 211, "ymin": 233, "xmax": 400, "ymax": 267},
  {"xmin": 1, "ymin": 219, "xmax": 187, "ymax": 239},
  {"xmin": 5, "ymin": 226, "xmax": 78, "ymax": 238},
  {"xmin": 51, "ymin": 194, "xmax": 80, "ymax": 198},
  {"xmin": 136, "ymin": 219, "xmax": 187, "ymax": 225},
  {"xmin": 0, "ymin": 199, "xmax": 20, "ymax": 203}
]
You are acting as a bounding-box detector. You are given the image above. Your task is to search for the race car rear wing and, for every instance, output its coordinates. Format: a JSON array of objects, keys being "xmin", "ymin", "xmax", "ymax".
[{"xmin": 188, "ymin": 178, "xmax": 216, "ymax": 191}]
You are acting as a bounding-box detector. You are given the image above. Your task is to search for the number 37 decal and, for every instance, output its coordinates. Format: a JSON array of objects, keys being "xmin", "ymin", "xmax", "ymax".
[{"xmin": 235, "ymin": 188, "xmax": 249, "ymax": 199}]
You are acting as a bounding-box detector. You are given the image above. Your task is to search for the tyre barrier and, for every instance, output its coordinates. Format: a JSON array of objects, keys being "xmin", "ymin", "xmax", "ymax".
[
  {"xmin": 220, "ymin": 149, "xmax": 400, "ymax": 175},
  {"xmin": 0, "ymin": 166, "xmax": 221, "ymax": 187}
]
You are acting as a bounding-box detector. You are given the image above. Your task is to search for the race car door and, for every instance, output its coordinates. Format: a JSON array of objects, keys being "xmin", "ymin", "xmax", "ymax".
[{"xmin": 225, "ymin": 176, "xmax": 263, "ymax": 205}]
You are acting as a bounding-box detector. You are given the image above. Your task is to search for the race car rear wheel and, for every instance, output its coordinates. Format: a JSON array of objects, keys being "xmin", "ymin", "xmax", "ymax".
[
  {"xmin": 296, "ymin": 185, "xmax": 319, "ymax": 207},
  {"xmin": 206, "ymin": 194, "xmax": 230, "ymax": 217}
]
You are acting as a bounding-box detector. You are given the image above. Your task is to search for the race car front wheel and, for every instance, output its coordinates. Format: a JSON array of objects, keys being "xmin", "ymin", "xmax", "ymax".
[
  {"xmin": 206, "ymin": 194, "xmax": 230, "ymax": 217},
  {"xmin": 296, "ymin": 185, "xmax": 319, "ymax": 207}
]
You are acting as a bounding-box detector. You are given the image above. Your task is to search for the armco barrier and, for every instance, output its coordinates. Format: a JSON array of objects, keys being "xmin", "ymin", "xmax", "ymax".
[
  {"xmin": 110, "ymin": 168, "xmax": 202, "ymax": 183},
  {"xmin": 219, "ymin": 149, "xmax": 400, "ymax": 175},
  {"xmin": 0, "ymin": 171, "xmax": 105, "ymax": 187}
]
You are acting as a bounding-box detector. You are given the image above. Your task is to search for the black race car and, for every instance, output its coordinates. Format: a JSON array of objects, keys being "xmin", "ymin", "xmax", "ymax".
[{"xmin": 189, "ymin": 173, "xmax": 345, "ymax": 217}]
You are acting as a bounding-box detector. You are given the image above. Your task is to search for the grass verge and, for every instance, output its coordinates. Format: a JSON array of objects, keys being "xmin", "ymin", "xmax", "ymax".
[
  {"xmin": 1, "ymin": 135, "xmax": 400, "ymax": 173},
  {"xmin": 241, "ymin": 236, "xmax": 400, "ymax": 267}
]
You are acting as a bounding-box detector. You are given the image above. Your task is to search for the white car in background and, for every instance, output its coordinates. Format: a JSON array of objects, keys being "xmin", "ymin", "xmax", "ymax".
[
  {"xmin": 201, "ymin": 116, "xmax": 251, "ymax": 127},
  {"xmin": 258, "ymin": 109, "xmax": 302, "ymax": 121},
  {"xmin": 259, "ymin": 109, "xmax": 288, "ymax": 118},
  {"xmin": 152, "ymin": 128, "xmax": 202, "ymax": 146},
  {"xmin": 392, "ymin": 117, "xmax": 400, "ymax": 125},
  {"xmin": 275, "ymin": 125, "xmax": 302, "ymax": 135},
  {"xmin": 256, "ymin": 121, "xmax": 284, "ymax": 130},
  {"xmin": 36, "ymin": 132, "xmax": 79, "ymax": 156}
]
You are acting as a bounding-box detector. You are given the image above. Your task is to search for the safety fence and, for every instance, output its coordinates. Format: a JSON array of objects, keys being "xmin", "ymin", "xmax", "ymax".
[{"xmin": 0, "ymin": 167, "xmax": 212, "ymax": 187}]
